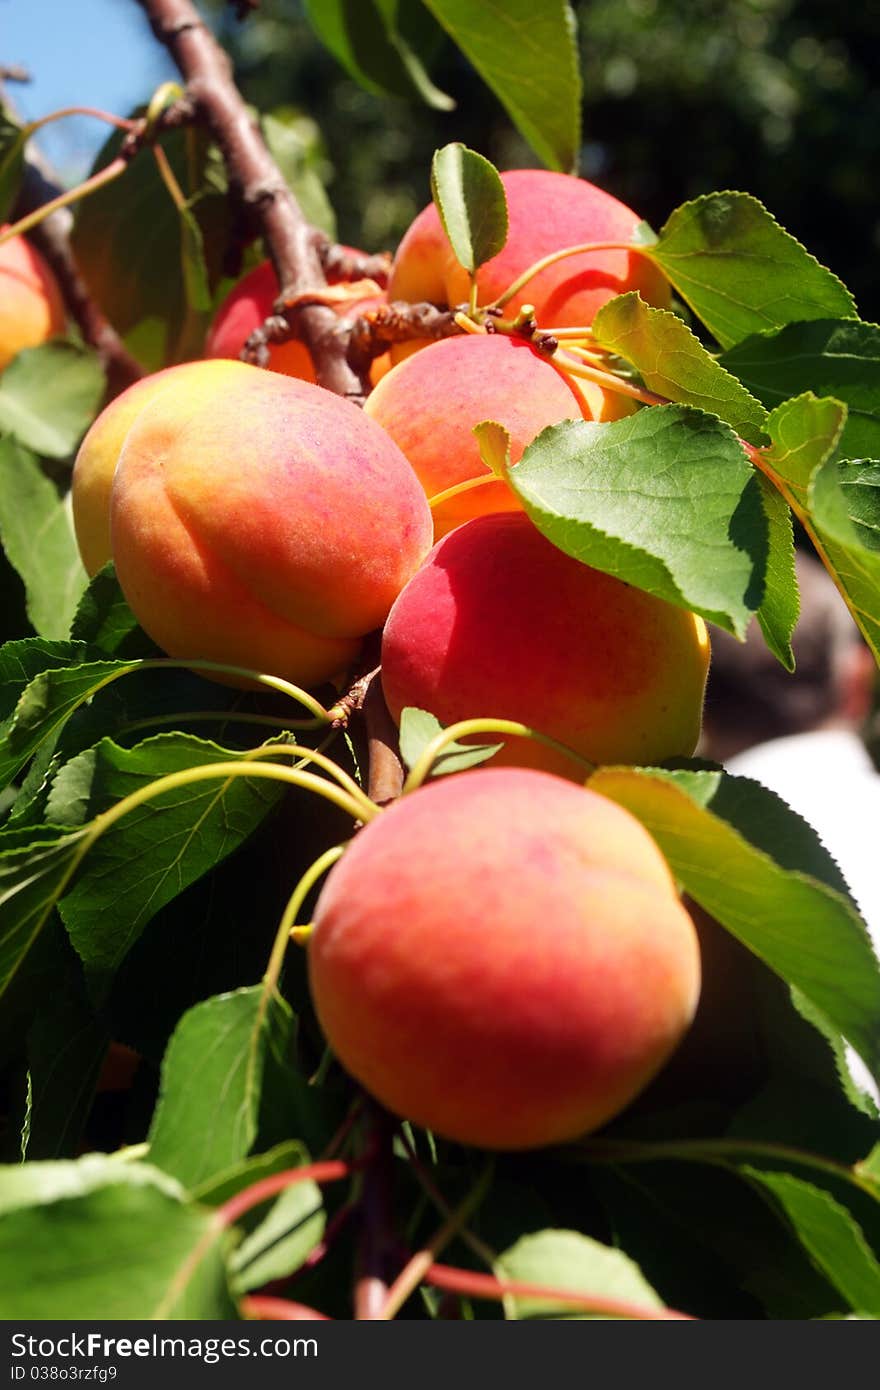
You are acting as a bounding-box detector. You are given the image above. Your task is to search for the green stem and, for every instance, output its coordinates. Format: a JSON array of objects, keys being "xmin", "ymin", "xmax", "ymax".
[
  {"xmin": 380, "ymin": 1161, "xmax": 494, "ymax": 1320},
  {"xmin": 0, "ymin": 158, "xmax": 129, "ymax": 246},
  {"xmin": 245, "ymin": 742, "xmax": 378, "ymax": 823},
  {"xmin": 554, "ymin": 349, "xmax": 664, "ymax": 407},
  {"xmin": 490, "ymin": 240, "xmax": 651, "ymax": 312},
  {"xmin": 152, "ymin": 143, "xmax": 187, "ymax": 210},
  {"xmin": 264, "ymin": 843, "xmax": 346, "ymax": 991},
  {"xmin": 427, "ymin": 473, "xmax": 503, "ymax": 512},
  {"xmin": 401, "ymin": 717, "xmax": 594, "ymax": 794},
  {"xmin": 567, "ymin": 1136, "xmax": 880, "ymax": 1201},
  {"xmin": 118, "ymin": 710, "xmax": 321, "ymax": 736}
]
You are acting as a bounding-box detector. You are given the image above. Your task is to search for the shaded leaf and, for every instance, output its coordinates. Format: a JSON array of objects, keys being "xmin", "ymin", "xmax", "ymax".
[
  {"xmin": 69, "ymin": 564, "xmax": 155, "ymax": 658},
  {"xmin": 304, "ymin": 0, "xmax": 454, "ymax": 110},
  {"xmin": 430, "ymin": 143, "xmax": 508, "ymax": 275},
  {"xmin": 497, "ymin": 1228, "xmax": 663, "ymax": 1319},
  {"xmin": 590, "ymin": 767, "xmax": 880, "ymax": 1084},
  {"xmin": 0, "ymin": 439, "xmax": 88, "ymax": 640},
  {"xmin": 509, "ymin": 406, "xmax": 766, "ymax": 636},
  {"xmin": 148, "ymin": 987, "xmax": 296, "ymax": 1190},
  {"xmin": 51, "ymin": 735, "xmax": 283, "ymax": 980},
  {"xmin": 646, "ymin": 194, "xmax": 857, "ymax": 350},
  {"xmin": 261, "ymin": 112, "xmax": 337, "ymax": 237},
  {"xmin": 0, "ymin": 342, "xmax": 104, "ymax": 458},
  {"xmin": 0, "ymin": 651, "xmax": 139, "ymax": 792},
  {"xmin": 746, "ymin": 1169, "xmax": 880, "ymax": 1316},
  {"xmin": 423, "ymin": 0, "xmax": 581, "ymax": 172},
  {"xmin": 0, "ymin": 110, "xmax": 26, "ymax": 222},
  {"xmin": 0, "ymin": 829, "xmax": 89, "ymax": 1003},
  {"xmin": 592, "ymin": 293, "xmax": 769, "ymax": 444},
  {"xmin": 720, "ymin": 319, "xmax": 880, "ymax": 462}
]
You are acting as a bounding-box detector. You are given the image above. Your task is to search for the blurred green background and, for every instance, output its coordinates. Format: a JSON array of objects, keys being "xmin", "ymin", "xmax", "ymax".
[{"xmin": 202, "ymin": 0, "xmax": 880, "ymax": 316}]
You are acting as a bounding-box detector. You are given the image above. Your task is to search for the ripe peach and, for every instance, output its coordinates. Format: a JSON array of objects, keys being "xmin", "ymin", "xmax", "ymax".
[
  {"xmin": 381, "ymin": 512, "xmax": 710, "ymax": 775},
  {"xmin": 205, "ymin": 258, "xmax": 391, "ymax": 384},
  {"xmin": 72, "ymin": 359, "xmax": 248, "ymax": 576},
  {"xmin": 109, "ymin": 360, "xmax": 433, "ymax": 688},
  {"xmin": 365, "ymin": 332, "xmax": 633, "ymax": 537},
  {"xmin": 388, "ymin": 169, "xmax": 670, "ymax": 329},
  {"xmin": 0, "ymin": 229, "xmax": 66, "ymax": 371},
  {"xmin": 308, "ymin": 766, "xmax": 701, "ymax": 1150}
]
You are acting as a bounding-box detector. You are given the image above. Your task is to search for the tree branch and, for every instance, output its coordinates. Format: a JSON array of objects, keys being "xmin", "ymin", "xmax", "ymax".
[{"xmin": 138, "ymin": 0, "xmax": 367, "ymax": 399}]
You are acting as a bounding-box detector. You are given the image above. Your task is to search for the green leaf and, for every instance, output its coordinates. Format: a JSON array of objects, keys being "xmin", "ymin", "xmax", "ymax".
[
  {"xmin": 148, "ymin": 987, "xmax": 296, "ymax": 1190},
  {"xmin": 72, "ymin": 125, "xmax": 235, "ymax": 371},
  {"xmin": 179, "ymin": 202, "xmax": 212, "ymax": 314},
  {"xmin": 720, "ymin": 319, "xmax": 880, "ymax": 463},
  {"xmin": 430, "ymin": 143, "xmax": 508, "ymax": 276},
  {"xmin": 755, "ymin": 474, "xmax": 798, "ymax": 670},
  {"xmin": 69, "ymin": 564, "xmax": 155, "ymax": 658},
  {"xmin": 398, "ymin": 707, "xmax": 502, "ymax": 777},
  {"xmin": 0, "ymin": 110, "xmax": 26, "ymax": 222},
  {"xmin": 193, "ymin": 1139, "xmax": 315, "ymax": 1206},
  {"xmin": 260, "ymin": 112, "xmax": 337, "ymax": 237},
  {"xmin": 509, "ymin": 406, "xmax": 766, "ymax": 636},
  {"xmin": 646, "ymin": 193, "xmax": 857, "ymax": 350},
  {"xmin": 0, "ymin": 652, "xmax": 139, "ymax": 792},
  {"xmin": 0, "ymin": 342, "xmax": 104, "ymax": 458},
  {"xmin": 230, "ymin": 1168, "xmax": 325, "ymax": 1292},
  {"xmin": 0, "ymin": 1156, "xmax": 234, "ymax": 1318},
  {"xmin": 496, "ymin": 1229, "xmax": 663, "ymax": 1319},
  {"xmin": 589, "ymin": 767, "xmax": 880, "ymax": 1085},
  {"xmin": 423, "ymin": 0, "xmax": 581, "ymax": 172},
  {"xmin": 745, "ymin": 1170, "xmax": 880, "ymax": 1316},
  {"xmin": 811, "ymin": 459, "xmax": 880, "ymax": 555},
  {"xmin": 53, "ymin": 734, "xmax": 283, "ymax": 979},
  {"xmin": 592, "ymin": 293, "xmax": 769, "ymax": 444},
  {"xmin": 0, "ymin": 439, "xmax": 88, "ymax": 639},
  {"xmin": 0, "ymin": 830, "xmax": 89, "ymax": 1004},
  {"xmin": 304, "ymin": 0, "xmax": 454, "ymax": 110},
  {"xmin": 25, "ymin": 946, "xmax": 108, "ymax": 1159},
  {"xmin": 473, "ymin": 419, "xmax": 512, "ymax": 477},
  {"xmin": 0, "ymin": 638, "xmax": 92, "ymax": 719},
  {"xmin": 761, "ymin": 394, "xmax": 880, "ymax": 661}
]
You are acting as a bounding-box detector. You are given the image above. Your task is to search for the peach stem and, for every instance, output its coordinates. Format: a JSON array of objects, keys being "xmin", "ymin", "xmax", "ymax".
[
  {"xmin": 402, "ymin": 717, "xmax": 594, "ymax": 794},
  {"xmin": 0, "ymin": 157, "xmax": 129, "ymax": 246},
  {"xmin": 241, "ymin": 1295, "xmax": 329, "ymax": 1320},
  {"xmin": 424, "ymin": 1263, "xmax": 695, "ymax": 1320},
  {"xmin": 491, "ymin": 240, "xmax": 655, "ymax": 311}
]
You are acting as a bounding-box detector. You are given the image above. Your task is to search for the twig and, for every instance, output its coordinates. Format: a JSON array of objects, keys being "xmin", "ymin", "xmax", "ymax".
[
  {"xmin": 315, "ymin": 236, "xmax": 391, "ymax": 287},
  {"xmin": 363, "ymin": 671, "xmax": 405, "ymax": 806},
  {"xmin": 348, "ymin": 300, "xmax": 460, "ymax": 376},
  {"xmin": 353, "ymin": 1105, "xmax": 398, "ymax": 1319},
  {"xmin": 139, "ymin": 0, "xmax": 367, "ymax": 400}
]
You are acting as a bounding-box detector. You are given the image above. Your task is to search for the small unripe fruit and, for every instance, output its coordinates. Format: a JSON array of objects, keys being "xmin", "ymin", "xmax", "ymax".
[
  {"xmin": 389, "ymin": 170, "xmax": 670, "ymax": 329},
  {"xmin": 309, "ymin": 767, "xmax": 701, "ymax": 1150},
  {"xmin": 107, "ymin": 360, "xmax": 433, "ymax": 688},
  {"xmin": 0, "ymin": 230, "xmax": 65, "ymax": 371},
  {"xmin": 381, "ymin": 512, "xmax": 710, "ymax": 776}
]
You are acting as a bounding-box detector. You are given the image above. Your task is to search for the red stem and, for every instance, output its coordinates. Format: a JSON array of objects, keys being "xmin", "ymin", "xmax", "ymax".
[
  {"xmin": 425, "ymin": 1263, "xmax": 695, "ymax": 1320},
  {"xmin": 241, "ymin": 1295, "xmax": 330, "ymax": 1321},
  {"xmin": 217, "ymin": 1159, "xmax": 360, "ymax": 1230}
]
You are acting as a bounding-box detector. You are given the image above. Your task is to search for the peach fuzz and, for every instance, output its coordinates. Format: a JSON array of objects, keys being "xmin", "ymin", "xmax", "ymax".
[
  {"xmin": 308, "ymin": 767, "xmax": 701, "ymax": 1150},
  {"xmin": 205, "ymin": 258, "xmax": 391, "ymax": 384},
  {"xmin": 381, "ymin": 512, "xmax": 710, "ymax": 776},
  {"xmin": 72, "ymin": 359, "xmax": 248, "ymax": 577},
  {"xmin": 364, "ymin": 333, "xmax": 633, "ymax": 538},
  {"xmin": 0, "ymin": 230, "xmax": 66, "ymax": 371},
  {"xmin": 110, "ymin": 361, "xmax": 433, "ymax": 689},
  {"xmin": 388, "ymin": 169, "xmax": 670, "ymax": 329}
]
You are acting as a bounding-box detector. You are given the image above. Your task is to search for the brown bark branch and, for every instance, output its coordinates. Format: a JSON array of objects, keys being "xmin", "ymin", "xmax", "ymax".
[{"xmin": 138, "ymin": 0, "xmax": 367, "ymax": 400}]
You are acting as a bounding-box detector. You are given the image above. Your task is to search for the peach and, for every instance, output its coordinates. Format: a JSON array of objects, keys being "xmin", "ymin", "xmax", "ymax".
[
  {"xmin": 72, "ymin": 359, "xmax": 249, "ymax": 576},
  {"xmin": 381, "ymin": 512, "xmax": 710, "ymax": 776},
  {"xmin": 205, "ymin": 258, "xmax": 391, "ymax": 384},
  {"xmin": 0, "ymin": 229, "xmax": 66, "ymax": 371},
  {"xmin": 308, "ymin": 766, "xmax": 701, "ymax": 1150},
  {"xmin": 108, "ymin": 360, "xmax": 433, "ymax": 688},
  {"xmin": 388, "ymin": 169, "xmax": 670, "ymax": 329},
  {"xmin": 365, "ymin": 333, "xmax": 633, "ymax": 537}
]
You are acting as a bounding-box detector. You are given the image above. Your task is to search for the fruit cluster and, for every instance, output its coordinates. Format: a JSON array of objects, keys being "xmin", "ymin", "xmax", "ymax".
[{"xmin": 38, "ymin": 169, "xmax": 708, "ymax": 1150}]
